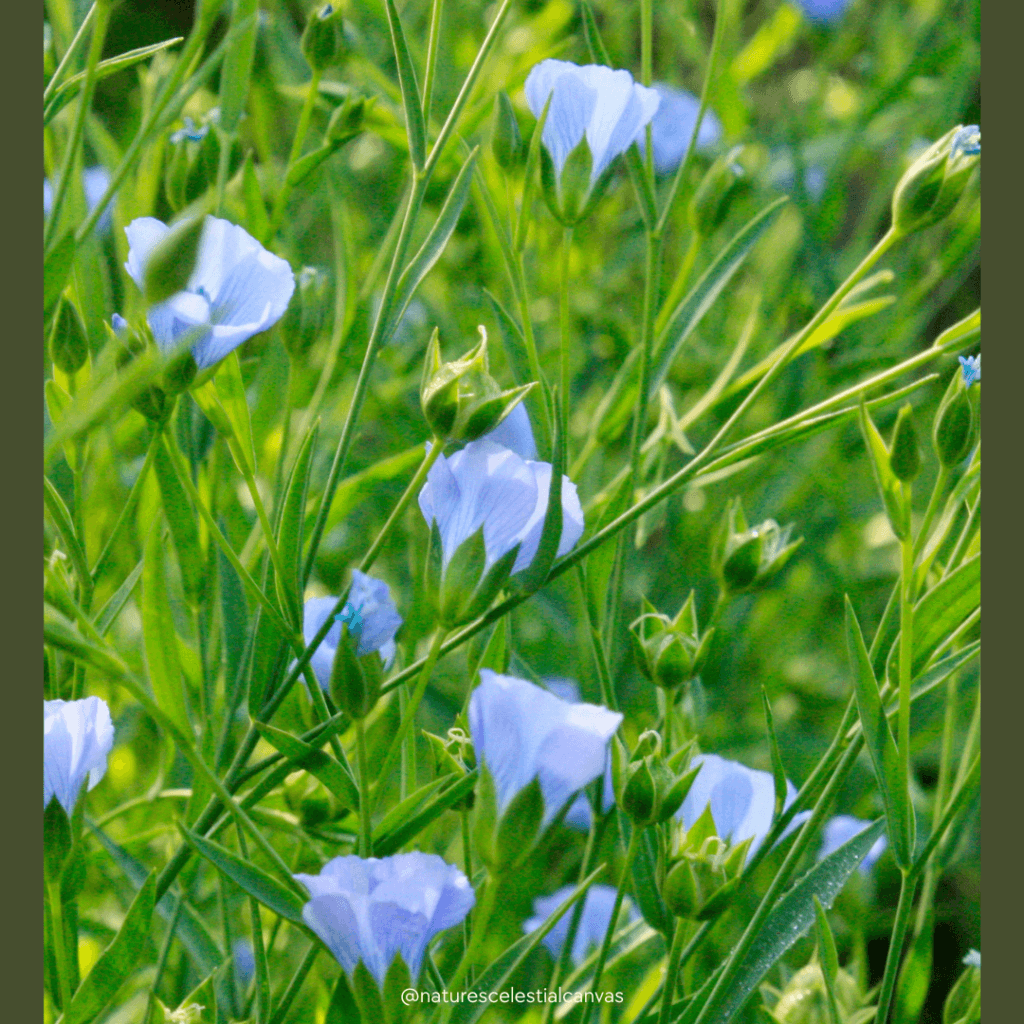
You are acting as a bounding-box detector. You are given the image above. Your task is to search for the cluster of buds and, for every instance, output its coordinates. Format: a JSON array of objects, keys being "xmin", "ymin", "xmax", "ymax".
[
  {"xmin": 629, "ymin": 591, "xmax": 714, "ymax": 690},
  {"xmin": 420, "ymin": 326, "xmax": 535, "ymax": 445},
  {"xmin": 892, "ymin": 125, "xmax": 980, "ymax": 237},
  {"xmin": 615, "ymin": 731, "xmax": 700, "ymax": 828},
  {"xmin": 714, "ymin": 499, "xmax": 802, "ymax": 596},
  {"xmin": 688, "ymin": 144, "xmax": 765, "ymax": 237},
  {"xmin": 661, "ymin": 805, "xmax": 750, "ymax": 921}
]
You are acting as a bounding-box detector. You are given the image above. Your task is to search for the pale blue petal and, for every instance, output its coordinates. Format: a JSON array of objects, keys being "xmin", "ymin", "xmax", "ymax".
[
  {"xmin": 796, "ymin": 0, "xmax": 851, "ymax": 24},
  {"xmin": 124, "ymin": 217, "xmax": 171, "ymax": 289},
  {"xmin": 348, "ymin": 569, "xmax": 403, "ymax": 658},
  {"xmin": 643, "ymin": 85, "xmax": 722, "ymax": 175},
  {"xmin": 302, "ymin": 597, "xmax": 343, "ymax": 691},
  {"xmin": 509, "ymin": 461, "xmax": 585, "ymax": 575},
  {"xmin": 734, "ymin": 766, "xmax": 775, "ymax": 855},
  {"xmin": 43, "ymin": 697, "xmax": 114, "ymax": 814},
  {"xmin": 300, "ymin": 890, "xmax": 365, "ymax": 977},
  {"xmin": 82, "ymin": 166, "xmax": 113, "ymax": 232},
  {"xmin": 819, "ymin": 815, "xmax": 887, "ymax": 873},
  {"xmin": 525, "ymin": 60, "xmax": 595, "ymax": 176},
  {"xmin": 710, "ymin": 769, "xmax": 753, "ymax": 841},
  {"xmin": 578, "ymin": 66, "xmax": 660, "ymax": 181},
  {"xmin": 483, "ymin": 401, "xmax": 538, "ymax": 460},
  {"xmin": 524, "ymin": 885, "xmax": 635, "ymax": 968},
  {"xmin": 44, "ymin": 179, "xmax": 54, "ymax": 217}
]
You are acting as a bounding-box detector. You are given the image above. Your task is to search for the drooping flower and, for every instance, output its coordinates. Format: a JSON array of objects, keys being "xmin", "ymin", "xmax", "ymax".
[
  {"xmin": 677, "ymin": 753, "xmax": 809, "ymax": 861},
  {"xmin": 294, "ymin": 852, "xmax": 475, "ymax": 986},
  {"xmin": 123, "ymin": 215, "xmax": 295, "ymax": 371},
  {"xmin": 959, "ymin": 354, "xmax": 981, "ymax": 387},
  {"xmin": 542, "ymin": 678, "xmax": 615, "ymax": 831},
  {"xmin": 523, "ymin": 885, "xmax": 637, "ymax": 967},
  {"xmin": 639, "ymin": 84, "xmax": 722, "ymax": 175},
  {"xmin": 303, "ymin": 570, "xmax": 403, "ymax": 690},
  {"xmin": 795, "ymin": 0, "xmax": 853, "ymax": 25},
  {"xmin": 524, "ymin": 59, "xmax": 660, "ymax": 184},
  {"xmin": 44, "ymin": 696, "xmax": 115, "ymax": 815},
  {"xmin": 418, "ymin": 437, "xmax": 584, "ymax": 578},
  {"xmin": 468, "ymin": 670, "xmax": 622, "ymax": 827},
  {"xmin": 818, "ymin": 815, "xmax": 887, "ymax": 873}
]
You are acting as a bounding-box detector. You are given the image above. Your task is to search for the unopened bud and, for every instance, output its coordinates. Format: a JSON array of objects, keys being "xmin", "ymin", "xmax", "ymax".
[
  {"xmin": 301, "ymin": 4, "xmax": 347, "ymax": 73},
  {"xmin": 282, "ymin": 266, "xmax": 331, "ymax": 359},
  {"xmin": 933, "ymin": 370, "xmax": 978, "ymax": 468},
  {"xmin": 50, "ymin": 294, "xmax": 89, "ymax": 374},
  {"xmin": 491, "ymin": 91, "xmax": 525, "ymax": 171},
  {"xmin": 889, "ymin": 404, "xmax": 921, "ymax": 483}
]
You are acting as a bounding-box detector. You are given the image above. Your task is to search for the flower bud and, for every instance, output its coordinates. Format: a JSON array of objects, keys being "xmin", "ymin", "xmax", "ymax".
[
  {"xmin": 892, "ymin": 125, "xmax": 980, "ymax": 236},
  {"xmin": 631, "ymin": 592, "xmax": 715, "ymax": 690},
  {"xmin": 328, "ymin": 622, "xmax": 384, "ymax": 720},
  {"xmin": 282, "ymin": 266, "xmax": 331, "ymax": 359},
  {"xmin": 933, "ymin": 364, "xmax": 978, "ymax": 468},
  {"xmin": 420, "ymin": 326, "xmax": 535, "ymax": 444},
  {"xmin": 688, "ymin": 145, "xmax": 762, "ymax": 237},
  {"xmin": 889, "ymin": 403, "xmax": 921, "ymax": 483},
  {"xmin": 491, "ymin": 91, "xmax": 525, "ymax": 171},
  {"xmin": 301, "ymin": 3, "xmax": 347, "ymax": 73},
  {"xmin": 49, "ymin": 293, "xmax": 89, "ymax": 374},
  {"xmin": 618, "ymin": 734, "xmax": 698, "ymax": 828},
  {"xmin": 326, "ymin": 92, "xmax": 366, "ymax": 143},
  {"xmin": 715, "ymin": 499, "xmax": 802, "ymax": 596}
]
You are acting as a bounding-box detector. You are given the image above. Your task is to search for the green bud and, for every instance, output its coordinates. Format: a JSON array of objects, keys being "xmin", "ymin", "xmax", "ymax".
[
  {"xmin": 301, "ymin": 3, "xmax": 346, "ymax": 73},
  {"xmin": 326, "ymin": 92, "xmax": 366, "ymax": 143},
  {"xmin": 282, "ymin": 266, "xmax": 331, "ymax": 359},
  {"xmin": 144, "ymin": 217, "xmax": 205, "ymax": 306},
  {"xmin": 538, "ymin": 137, "xmax": 614, "ymax": 228},
  {"xmin": 663, "ymin": 859, "xmax": 700, "ymax": 919},
  {"xmin": 933, "ymin": 371, "xmax": 977, "ymax": 468},
  {"xmin": 889, "ymin": 403, "xmax": 921, "ymax": 483},
  {"xmin": 420, "ymin": 326, "xmax": 536, "ymax": 443},
  {"xmin": 44, "ymin": 797, "xmax": 73, "ymax": 882},
  {"xmin": 892, "ymin": 125, "xmax": 980, "ymax": 237},
  {"xmin": 772, "ymin": 961, "xmax": 866, "ymax": 1023},
  {"xmin": 715, "ymin": 499, "xmax": 802, "ymax": 596},
  {"xmin": 434, "ymin": 524, "xmax": 520, "ymax": 628},
  {"xmin": 688, "ymin": 145, "xmax": 762, "ymax": 237},
  {"xmin": 619, "ymin": 734, "xmax": 697, "ymax": 828},
  {"xmin": 631, "ymin": 592, "xmax": 714, "ymax": 689},
  {"xmin": 621, "ymin": 758, "xmax": 657, "ymax": 825},
  {"xmin": 328, "ymin": 623, "xmax": 383, "ymax": 719},
  {"xmin": 49, "ymin": 294, "xmax": 89, "ymax": 374},
  {"xmin": 491, "ymin": 91, "xmax": 525, "ymax": 171}
]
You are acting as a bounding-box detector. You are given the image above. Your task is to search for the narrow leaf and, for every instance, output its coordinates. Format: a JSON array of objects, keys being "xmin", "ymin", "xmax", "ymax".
[
  {"xmin": 218, "ymin": 0, "xmax": 259, "ymax": 134},
  {"xmin": 44, "ymin": 231, "xmax": 77, "ymax": 316},
  {"xmin": 383, "ymin": 0, "xmax": 426, "ymax": 168},
  {"xmin": 813, "ymin": 896, "xmax": 844, "ymax": 1024},
  {"xmin": 275, "ymin": 420, "xmax": 319, "ymax": 622},
  {"xmin": 43, "ymin": 477, "xmax": 91, "ymax": 596},
  {"xmin": 254, "ymin": 721, "xmax": 359, "ymax": 810},
  {"xmin": 373, "ymin": 771, "xmax": 478, "ymax": 857},
  {"xmin": 242, "ymin": 153, "xmax": 270, "ymax": 240},
  {"xmin": 95, "ymin": 558, "xmax": 145, "ymax": 635},
  {"xmin": 762, "ymin": 688, "xmax": 788, "ymax": 819},
  {"xmin": 153, "ymin": 436, "xmax": 206, "ymax": 605}
]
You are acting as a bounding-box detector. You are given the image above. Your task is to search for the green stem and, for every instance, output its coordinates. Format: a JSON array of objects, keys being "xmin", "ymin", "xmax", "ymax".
[
  {"xmin": 44, "ymin": 2, "xmax": 98, "ymax": 104},
  {"xmin": 48, "ymin": 880, "xmax": 73, "ymax": 1013},
  {"xmin": 45, "ymin": 0, "xmax": 111, "ymax": 251},
  {"xmin": 371, "ymin": 628, "xmax": 447, "ymax": 812},
  {"xmin": 267, "ymin": 69, "xmax": 323, "ymax": 241},
  {"xmin": 640, "ymin": 0, "xmax": 653, "ymax": 87},
  {"xmin": 144, "ymin": 892, "xmax": 185, "ymax": 1024},
  {"xmin": 215, "ymin": 127, "xmax": 234, "ymax": 217},
  {"xmin": 658, "ymin": 918, "xmax": 688, "ymax": 1024},
  {"xmin": 267, "ymin": 942, "xmax": 319, "ymax": 1024},
  {"xmin": 913, "ymin": 465, "xmax": 949, "ymax": 560},
  {"xmin": 360, "ymin": 439, "xmax": 442, "ymax": 573},
  {"xmin": 241, "ymin": 461, "xmax": 297, "ymax": 626},
  {"xmin": 654, "ymin": 232, "xmax": 700, "ymax": 338},
  {"xmin": 513, "ymin": 251, "xmax": 553, "ymax": 443},
  {"xmin": 559, "ymin": 225, "xmax": 574, "ymax": 444},
  {"xmin": 420, "ymin": 0, "xmax": 445, "ymax": 125},
  {"xmin": 576, "ymin": 566, "xmax": 618, "ymax": 711},
  {"xmin": 875, "ymin": 871, "xmax": 918, "ymax": 1024},
  {"xmin": 942, "ymin": 493, "xmax": 979, "ymax": 578},
  {"xmin": 898, "ymin": 484, "xmax": 915, "ymax": 833},
  {"xmin": 356, "ymin": 717, "xmax": 373, "ymax": 857},
  {"xmin": 580, "ymin": 827, "xmax": 641, "ymax": 1024},
  {"xmin": 443, "ymin": 876, "xmax": 499, "ymax": 999}
]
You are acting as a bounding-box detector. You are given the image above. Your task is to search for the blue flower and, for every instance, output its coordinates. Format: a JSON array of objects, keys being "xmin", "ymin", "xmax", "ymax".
[
  {"xmin": 959, "ymin": 354, "xmax": 981, "ymax": 387},
  {"xmin": 796, "ymin": 0, "xmax": 852, "ymax": 25},
  {"xmin": 44, "ymin": 696, "xmax": 115, "ymax": 815},
  {"xmin": 418, "ymin": 437, "xmax": 584, "ymax": 577},
  {"xmin": 482, "ymin": 400, "xmax": 537, "ymax": 461},
  {"xmin": 294, "ymin": 852, "xmax": 475, "ymax": 986},
  {"xmin": 950, "ymin": 125, "xmax": 981, "ymax": 159},
  {"xmin": 302, "ymin": 570, "xmax": 403, "ymax": 690},
  {"xmin": 818, "ymin": 815, "xmax": 887, "ymax": 873},
  {"xmin": 124, "ymin": 215, "xmax": 295, "ymax": 371},
  {"xmin": 44, "ymin": 166, "xmax": 114, "ymax": 234},
  {"xmin": 677, "ymin": 753, "xmax": 809, "ymax": 862},
  {"xmin": 639, "ymin": 84, "xmax": 722, "ymax": 175},
  {"xmin": 962, "ymin": 949, "xmax": 981, "ymax": 969},
  {"xmin": 542, "ymin": 678, "xmax": 615, "ymax": 831},
  {"xmin": 524, "ymin": 59, "xmax": 660, "ymax": 184},
  {"xmin": 468, "ymin": 670, "xmax": 622, "ymax": 827},
  {"xmin": 523, "ymin": 884, "xmax": 637, "ymax": 968},
  {"xmin": 170, "ymin": 116, "xmax": 210, "ymax": 144},
  {"xmin": 232, "ymin": 938, "xmax": 255, "ymax": 985}
]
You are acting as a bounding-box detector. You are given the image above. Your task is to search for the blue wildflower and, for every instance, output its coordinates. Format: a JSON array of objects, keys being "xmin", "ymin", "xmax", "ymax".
[
  {"xmin": 482, "ymin": 400, "xmax": 537, "ymax": 461},
  {"xmin": 44, "ymin": 166, "xmax": 114, "ymax": 234},
  {"xmin": 44, "ymin": 696, "xmax": 115, "ymax": 815},
  {"xmin": 523, "ymin": 885, "xmax": 637, "ymax": 967},
  {"xmin": 123, "ymin": 215, "xmax": 295, "ymax": 371},
  {"xmin": 170, "ymin": 117, "xmax": 210, "ymax": 144},
  {"xmin": 950, "ymin": 125, "xmax": 981, "ymax": 159},
  {"xmin": 639, "ymin": 84, "xmax": 722, "ymax": 175},
  {"xmin": 294, "ymin": 852, "xmax": 474, "ymax": 986},
  {"xmin": 963, "ymin": 949, "xmax": 981, "ymax": 969},
  {"xmin": 232, "ymin": 938, "xmax": 255, "ymax": 985},
  {"xmin": 468, "ymin": 670, "xmax": 622, "ymax": 827},
  {"xmin": 959, "ymin": 354, "xmax": 981, "ymax": 387},
  {"xmin": 818, "ymin": 815, "xmax": 888, "ymax": 873}
]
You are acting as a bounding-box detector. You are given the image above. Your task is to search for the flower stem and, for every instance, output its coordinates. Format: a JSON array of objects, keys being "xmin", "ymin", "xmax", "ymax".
[
  {"xmin": 654, "ymin": 232, "xmax": 700, "ymax": 338},
  {"xmin": 898, "ymin": 485, "xmax": 916, "ymax": 826},
  {"xmin": 913, "ymin": 464, "xmax": 949, "ymax": 560},
  {"xmin": 444, "ymin": 875, "xmax": 499, "ymax": 999},
  {"xmin": 420, "ymin": 0, "xmax": 445, "ymax": 126},
  {"xmin": 658, "ymin": 918, "xmax": 688, "ymax": 1024},
  {"xmin": 47, "ymin": 880, "xmax": 74, "ymax": 1013},
  {"xmin": 356, "ymin": 717, "xmax": 373, "ymax": 857},
  {"xmin": 580, "ymin": 826, "xmax": 641, "ymax": 1024},
  {"xmin": 874, "ymin": 870, "xmax": 918, "ymax": 1024}
]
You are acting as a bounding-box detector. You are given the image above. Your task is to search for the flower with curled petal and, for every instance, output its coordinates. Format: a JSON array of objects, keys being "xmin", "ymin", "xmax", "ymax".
[
  {"xmin": 294, "ymin": 852, "xmax": 474, "ymax": 986},
  {"xmin": 123, "ymin": 215, "xmax": 295, "ymax": 371},
  {"xmin": 677, "ymin": 753, "xmax": 809, "ymax": 862},
  {"xmin": 523, "ymin": 884, "xmax": 637, "ymax": 967},
  {"xmin": 469, "ymin": 670, "xmax": 622, "ymax": 827},
  {"xmin": 819, "ymin": 815, "xmax": 888, "ymax": 873},
  {"xmin": 44, "ymin": 696, "xmax": 115, "ymax": 815},
  {"xmin": 524, "ymin": 59, "xmax": 660, "ymax": 185},
  {"xmin": 418, "ymin": 437, "xmax": 584, "ymax": 578},
  {"xmin": 302, "ymin": 570, "xmax": 403, "ymax": 691}
]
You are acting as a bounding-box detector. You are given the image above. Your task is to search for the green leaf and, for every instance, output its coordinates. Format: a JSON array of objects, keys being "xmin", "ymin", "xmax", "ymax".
[
  {"xmin": 255, "ymin": 721, "xmax": 359, "ymax": 811},
  {"xmin": 514, "ymin": 91, "xmax": 553, "ymax": 252},
  {"xmin": 813, "ymin": 896, "xmax": 843, "ymax": 1024},
  {"xmin": 584, "ymin": 473, "xmax": 633, "ymax": 630},
  {"xmin": 44, "ymin": 230, "xmax": 77, "ymax": 317},
  {"xmin": 183, "ymin": 827, "xmax": 307, "ymax": 925},
  {"xmin": 213, "ymin": 351, "xmax": 257, "ymax": 475},
  {"xmin": 845, "ymin": 598, "xmax": 914, "ymax": 868},
  {"xmin": 242, "ymin": 153, "xmax": 270, "ymax": 241},
  {"xmin": 468, "ymin": 617, "xmax": 509, "ymax": 680},
  {"xmin": 218, "ymin": 0, "xmax": 259, "ymax": 134},
  {"xmin": 385, "ymin": 148, "xmax": 479, "ymax": 343},
  {"xmin": 911, "ymin": 553, "xmax": 980, "ymax": 675},
  {"xmin": 142, "ymin": 525, "xmax": 192, "ymax": 735},
  {"xmin": 650, "ymin": 196, "xmax": 788, "ymax": 398},
  {"xmin": 858, "ymin": 398, "xmax": 908, "ymax": 539},
  {"xmin": 153, "ymin": 436, "xmax": 206, "ymax": 605},
  {"xmin": 450, "ymin": 864, "xmax": 606, "ymax": 1024},
  {"xmin": 95, "ymin": 558, "xmax": 145, "ymax": 635},
  {"xmin": 45, "ymin": 379, "xmax": 77, "ymax": 470},
  {"xmin": 761, "ymin": 688, "xmax": 788, "ymax": 820},
  {"xmin": 703, "ymin": 820, "xmax": 887, "ymax": 1024},
  {"xmin": 620, "ymin": 814, "xmax": 671, "ymax": 936},
  {"xmin": 44, "ymin": 37, "xmax": 184, "ymax": 125},
  {"xmin": 382, "ymin": 0, "xmax": 426, "ymax": 169},
  {"xmin": 325, "ymin": 969, "xmax": 362, "ymax": 1024},
  {"xmin": 63, "ymin": 873, "xmax": 157, "ymax": 1024},
  {"xmin": 247, "ymin": 595, "xmax": 289, "ymax": 718},
  {"xmin": 373, "ymin": 771, "xmax": 479, "ymax": 857},
  {"xmin": 558, "ymin": 916, "xmax": 661, "ymax": 1002},
  {"xmin": 276, "ymin": 420, "xmax": 319, "ymax": 622},
  {"xmin": 325, "ymin": 444, "xmax": 422, "ymax": 531},
  {"xmin": 932, "ymin": 308, "xmax": 980, "ymax": 353},
  {"xmin": 286, "ymin": 141, "xmax": 348, "ymax": 188},
  {"xmin": 43, "ymin": 476, "xmax": 91, "ymax": 596}
]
